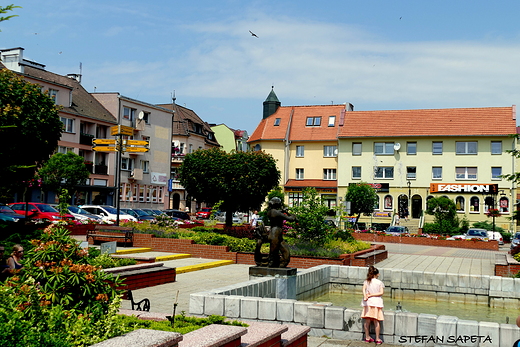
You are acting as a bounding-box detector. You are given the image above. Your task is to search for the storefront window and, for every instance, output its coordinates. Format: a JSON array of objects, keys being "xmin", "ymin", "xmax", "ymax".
[
  {"xmin": 288, "ymin": 192, "xmax": 303, "ymax": 207},
  {"xmin": 470, "ymin": 196, "xmax": 480, "ymax": 213},
  {"xmin": 384, "ymin": 195, "xmax": 393, "ymax": 210},
  {"xmin": 455, "ymin": 196, "xmax": 465, "ymax": 212},
  {"xmin": 500, "ymin": 197, "xmax": 509, "ymax": 213}
]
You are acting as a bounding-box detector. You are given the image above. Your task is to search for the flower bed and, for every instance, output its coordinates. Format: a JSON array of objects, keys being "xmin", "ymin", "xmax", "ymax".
[{"xmin": 353, "ymin": 232, "xmax": 499, "ymax": 250}]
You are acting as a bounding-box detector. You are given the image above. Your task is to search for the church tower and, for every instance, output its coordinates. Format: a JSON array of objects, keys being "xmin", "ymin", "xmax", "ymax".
[{"xmin": 263, "ymin": 86, "xmax": 281, "ymax": 119}]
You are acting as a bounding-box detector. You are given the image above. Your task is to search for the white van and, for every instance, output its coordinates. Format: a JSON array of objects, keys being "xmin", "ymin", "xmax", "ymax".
[
  {"xmin": 80, "ymin": 205, "xmax": 137, "ymax": 223},
  {"xmin": 486, "ymin": 230, "xmax": 504, "ymax": 245}
]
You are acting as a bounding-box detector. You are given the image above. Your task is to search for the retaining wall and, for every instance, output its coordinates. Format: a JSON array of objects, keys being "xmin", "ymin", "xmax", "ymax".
[
  {"xmin": 189, "ymin": 265, "xmax": 520, "ymax": 346},
  {"xmin": 353, "ymin": 233, "xmax": 499, "ymax": 250}
]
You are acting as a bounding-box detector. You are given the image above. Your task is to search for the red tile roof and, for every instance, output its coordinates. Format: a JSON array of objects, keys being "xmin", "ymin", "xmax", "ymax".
[
  {"xmin": 285, "ymin": 179, "xmax": 337, "ymax": 189},
  {"xmin": 249, "ymin": 105, "xmax": 346, "ymax": 142},
  {"xmin": 338, "ymin": 106, "xmax": 516, "ymax": 138}
]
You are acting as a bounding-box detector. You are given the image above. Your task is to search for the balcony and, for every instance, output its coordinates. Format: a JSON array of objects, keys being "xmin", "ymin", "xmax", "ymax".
[
  {"xmin": 80, "ymin": 133, "xmax": 95, "ymax": 146},
  {"xmin": 94, "ymin": 165, "xmax": 108, "ymax": 175},
  {"xmin": 170, "ymin": 179, "xmax": 185, "ymax": 190},
  {"xmin": 171, "ymin": 154, "xmax": 185, "ymax": 163}
]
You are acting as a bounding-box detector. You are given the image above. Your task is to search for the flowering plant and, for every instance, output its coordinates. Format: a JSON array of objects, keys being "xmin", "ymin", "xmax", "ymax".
[{"xmin": 486, "ymin": 208, "xmax": 501, "ymax": 218}]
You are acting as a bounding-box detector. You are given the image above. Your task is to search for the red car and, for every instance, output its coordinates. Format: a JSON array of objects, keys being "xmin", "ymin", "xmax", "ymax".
[
  {"xmin": 196, "ymin": 207, "xmax": 212, "ymax": 219},
  {"xmin": 9, "ymin": 202, "xmax": 74, "ymax": 222}
]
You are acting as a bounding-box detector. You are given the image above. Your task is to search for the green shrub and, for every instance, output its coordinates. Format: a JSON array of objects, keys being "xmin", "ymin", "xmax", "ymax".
[
  {"xmin": 88, "ymin": 253, "xmax": 137, "ymax": 269},
  {"xmin": 182, "ymin": 232, "xmax": 256, "ymax": 252}
]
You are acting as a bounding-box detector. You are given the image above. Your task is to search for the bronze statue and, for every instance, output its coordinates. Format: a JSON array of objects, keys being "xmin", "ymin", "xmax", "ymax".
[{"xmin": 253, "ymin": 197, "xmax": 296, "ymax": 268}]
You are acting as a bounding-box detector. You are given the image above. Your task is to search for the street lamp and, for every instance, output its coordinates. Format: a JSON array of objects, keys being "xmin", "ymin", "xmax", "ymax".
[{"xmin": 407, "ymin": 179, "xmax": 411, "ymax": 219}]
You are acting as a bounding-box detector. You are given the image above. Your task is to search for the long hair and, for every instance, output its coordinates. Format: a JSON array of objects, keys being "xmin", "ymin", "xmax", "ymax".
[{"xmin": 366, "ymin": 265, "xmax": 379, "ymax": 282}]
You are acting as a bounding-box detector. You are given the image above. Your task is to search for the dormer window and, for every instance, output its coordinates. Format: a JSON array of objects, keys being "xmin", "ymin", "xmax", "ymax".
[
  {"xmin": 274, "ymin": 118, "xmax": 281, "ymax": 126},
  {"xmin": 328, "ymin": 116, "xmax": 335, "ymax": 127},
  {"xmin": 306, "ymin": 117, "xmax": 321, "ymax": 126}
]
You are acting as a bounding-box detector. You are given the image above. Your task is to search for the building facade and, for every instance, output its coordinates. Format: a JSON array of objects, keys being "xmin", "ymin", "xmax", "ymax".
[{"xmin": 210, "ymin": 124, "xmax": 249, "ymax": 152}]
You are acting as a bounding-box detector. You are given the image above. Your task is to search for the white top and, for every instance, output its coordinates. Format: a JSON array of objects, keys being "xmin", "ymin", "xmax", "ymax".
[
  {"xmin": 362, "ymin": 278, "xmax": 384, "ymax": 308},
  {"xmin": 251, "ymin": 213, "xmax": 259, "ymax": 227}
]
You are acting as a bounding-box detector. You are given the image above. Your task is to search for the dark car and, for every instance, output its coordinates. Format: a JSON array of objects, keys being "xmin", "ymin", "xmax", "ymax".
[
  {"xmin": 511, "ymin": 232, "xmax": 520, "ymax": 250},
  {"xmin": 121, "ymin": 208, "xmax": 156, "ymax": 222},
  {"xmin": 163, "ymin": 209, "xmax": 190, "ymax": 221},
  {"xmin": 9, "ymin": 202, "xmax": 74, "ymax": 222},
  {"xmin": 0, "ymin": 204, "xmax": 25, "ymax": 223},
  {"xmin": 384, "ymin": 226, "xmax": 409, "ymax": 236}
]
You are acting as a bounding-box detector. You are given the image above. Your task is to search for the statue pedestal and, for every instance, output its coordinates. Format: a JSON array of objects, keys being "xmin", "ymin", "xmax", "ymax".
[{"xmin": 249, "ymin": 267, "xmax": 297, "ymax": 300}]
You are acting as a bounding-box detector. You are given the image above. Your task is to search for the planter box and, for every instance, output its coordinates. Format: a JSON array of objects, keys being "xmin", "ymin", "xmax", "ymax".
[{"xmin": 353, "ymin": 232, "xmax": 499, "ymax": 250}]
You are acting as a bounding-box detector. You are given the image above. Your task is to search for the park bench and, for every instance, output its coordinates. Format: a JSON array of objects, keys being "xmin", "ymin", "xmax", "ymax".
[
  {"xmin": 126, "ymin": 290, "xmax": 150, "ymax": 311},
  {"xmin": 86, "ymin": 225, "xmax": 133, "ymax": 247}
]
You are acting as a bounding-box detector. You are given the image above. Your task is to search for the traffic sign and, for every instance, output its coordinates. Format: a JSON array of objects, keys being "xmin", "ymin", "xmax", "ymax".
[
  {"xmin": 92, "ymin": 138, "xmax": 116, "ymax": 145},
  {"xmin": 92, "ymin": 146, "xmax": 117, "ymax": 152},
  {"xmin": 125, "ymin": 147, "xmax": 150, "ymax": 153},
  {"xmin": 111, "ymin": 125, "xmax": 134, "ymax": 136},
  {"xmin": 125, "ymin": 140, "xmax": 149, "ymax": 146}
]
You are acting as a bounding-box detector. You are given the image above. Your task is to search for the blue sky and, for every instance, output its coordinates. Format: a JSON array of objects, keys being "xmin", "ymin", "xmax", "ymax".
[{"xmin": 2, "ymin": 1, "xmax": 520, "ymax": 133}]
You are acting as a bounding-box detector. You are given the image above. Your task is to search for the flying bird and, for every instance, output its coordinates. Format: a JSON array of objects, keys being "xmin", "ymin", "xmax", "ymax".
[{"xmin": 249, "ymin": 30, "xmax": 259, "ymax": 38}]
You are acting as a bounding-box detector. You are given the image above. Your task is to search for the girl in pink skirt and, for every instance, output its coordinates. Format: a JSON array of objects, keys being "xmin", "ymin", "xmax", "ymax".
[{"xmin": 361, "ymin": 265, "xmax": 384, "ymax": 344}]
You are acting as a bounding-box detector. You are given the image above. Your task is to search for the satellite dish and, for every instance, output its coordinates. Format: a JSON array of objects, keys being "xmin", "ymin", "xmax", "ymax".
[
  {"xmin": 138, "ymin": 111, "xmax": 145, "ymax": 120},
  {"xmin": 394, "ymin": 143, "xmax": 401, "ymax": 151}
]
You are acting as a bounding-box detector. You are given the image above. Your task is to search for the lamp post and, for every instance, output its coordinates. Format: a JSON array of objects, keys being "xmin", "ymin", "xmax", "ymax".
[{"xmin": 407, "ymin": 179, "xmax": 411, "ymax": 219}]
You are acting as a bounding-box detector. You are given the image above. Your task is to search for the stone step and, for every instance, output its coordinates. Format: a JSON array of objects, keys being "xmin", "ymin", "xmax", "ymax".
[
  {"xmin": 179, "ymin": 324, "xmax": 247, "ymax": 347},
  {"xmin": 240, "ymin": 322, "xmax": 287, "ymax": 347}
]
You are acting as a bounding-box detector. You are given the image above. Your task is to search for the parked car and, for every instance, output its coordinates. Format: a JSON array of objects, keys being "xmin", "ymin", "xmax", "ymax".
[
  {"xmin": 80, "ymin": 205, "xmax": 137, "ymax": 223},
  {"xmin": 196, "ymin": 207, "xmax": 212, "ymax": 219},
  {"xmin": 50, "ymin": 204, "xmax": 102, "ymax": 222},
  {"xmin": 465, "ymin": 228, "xmax": 489, "ymax": 241},
  {"xmin": 511, "ymin": 232, "xmax": 520, "ymax": 250},
  {"xmin": 163, "ymin": 209, "xmax": 190, "ymax": 221},
  {"xmin": 0, "ymin": 204, "xmax": 25, "ymax": 223},
  {"xmin": 120, "ymin": 208, "xmax": 156, "ymax": 222},
  {"xmin": 140, "ymin": 208, "xmax": 163, "ymax": 217},
  {"xmin": 486, "ymin": 231, "xmax": 504, "ymax": 245},
  {"xmin": 9, "ymin": 202, "xmax": 74, "ymax": 222},
  {"xmin": 215, "ymin": 212, "xmax": 241, "ymax": 224},
  {"xmin": 384, "ymin": 226, "xmax": 409, "ymax": 236}
]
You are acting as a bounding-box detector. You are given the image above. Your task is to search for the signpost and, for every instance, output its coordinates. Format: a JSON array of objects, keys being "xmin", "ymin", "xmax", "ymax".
[{"xmin": 91, "ymin": 125, "xmax": 150, "ymax": 225}]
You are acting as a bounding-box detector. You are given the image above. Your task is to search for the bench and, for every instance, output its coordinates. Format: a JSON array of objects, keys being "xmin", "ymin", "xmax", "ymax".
[
  {"xmin": 126, "ymin": 290, "xmax": 150, "ymax": 311},
  {"xmin": 86, "ymin": 225, "xmax": 134, "ymax": 247}
]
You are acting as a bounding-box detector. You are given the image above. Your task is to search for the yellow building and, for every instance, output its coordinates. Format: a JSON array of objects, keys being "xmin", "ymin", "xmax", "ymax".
[{"xmin": 250, "ymin": 90, "xmax": 518, "ymax": 233}]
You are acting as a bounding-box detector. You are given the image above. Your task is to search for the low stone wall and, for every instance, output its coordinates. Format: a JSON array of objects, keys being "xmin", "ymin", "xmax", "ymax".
[
  {"xmin": 103, "ymin": 262, "xmax": 176, "ymax": 291},
  {"xmin": 495, "ymin": 253, "xmax": 520, "ymax": 277},
  {"xmin": 132, "ymin": 233, "xmax": 387, "ymax": 268},
  {"xmin": 353, "ymin": 232, "xmax": 499, "ymax": 250},
  {"xmin": 189, "ymin": 265, "xmax": 520, "ymax": 346}
]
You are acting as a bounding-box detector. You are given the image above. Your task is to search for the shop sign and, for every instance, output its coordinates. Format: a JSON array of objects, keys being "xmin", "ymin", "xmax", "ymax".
[
  {"xmin": 430, "ymin": 183, "xmax": 498, "ymax": 194},
  {"xmin": 373, "ymin": 211, "xmax": 392, "ymax": 218},
  {"xmin": 349, "ymin": 183, "xmax": 389, "ymax": 192}
]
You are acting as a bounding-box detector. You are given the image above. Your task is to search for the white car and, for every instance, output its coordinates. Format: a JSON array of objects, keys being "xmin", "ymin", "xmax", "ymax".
[
  {"xmin": 486, "ymin": 231, "xmax": 504, "ymax": 245},
  {"xmin": 80, "ymin": 205, "xmax": 137, "ymax": 223}
]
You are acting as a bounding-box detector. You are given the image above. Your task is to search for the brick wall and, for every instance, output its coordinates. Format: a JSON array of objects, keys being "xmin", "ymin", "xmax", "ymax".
[{"xmin": 353, "ymin": 233, "xmax": 499, "ymax": 250}]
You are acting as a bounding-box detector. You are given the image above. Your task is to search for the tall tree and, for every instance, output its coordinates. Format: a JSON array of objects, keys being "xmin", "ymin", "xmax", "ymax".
[
  {"xmin": 179, "ymin": 148, "xmax": 280, "ymax": 226},
  {"xmin": 425, "ymin": 196, "xmax": 458, "ymax": 234},
  {"xmin": 344, "ymin": 183, "xmax": 378, "ymax": 225},
  {"xmin": 0, "ymin": 69, "xmax": 63, "ymax": 197}
]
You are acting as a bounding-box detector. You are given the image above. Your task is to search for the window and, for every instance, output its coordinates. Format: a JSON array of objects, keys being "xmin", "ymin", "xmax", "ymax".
[
  {"xmin": 352, "ymin": 166, "xmax": 361, "ymax": 179},
  {"xmin": 123, "ymin": 107, "xmax": 136, "ymax": 121},
  {"xmin": 470, "ymin": 196, "xmax": 479, "ymax": 212},
  {"xmin": 384, "ymin": 195, "xmax": 393, "ymax": 210},
  {"xmin": 139, "ymin": 185, "xmax": 145, "ymax": 202},
  {"xmin": 407, "ymin": 142, "xmax": 417, "ymax": 155},
  {"xmin": 432, "ymin": 142, "xmax": 443, "ymax": 155},
  {"xmin": 456, "ymin": 141, "xmax": 477, "ymax": 155},
  {"xmin": 142, "ymin": 111, "xmax": 150, "ymax": 124},
  {"xmin": 306, "ymin": 117, "xmax": 321, "ymax": 126},
  {"xmin": 49, "ymin": 89, "xmax": 58, "ymax": 104},
  {"xmin": 141, "ymin": 160, "xmax": 150, "ymax": 173},
  {"xmin": 491, "ymin": 141, "xmax": 502, "ymax": 155},
  {"xmin": 491, "ymin": 167, "xmax": 502, "ymax": 180},
  {"xmin": 296, "ymin": 168, "xmax": 304, "ymax": 180},
  {"xmin": 121, "ymin": 158, "xmax": 134, "ymax": 171},
  {"xmin": 455, "ymin": 196, "xmax": 465, "ymax": 212},
  {"xmin": 289, "ymin": 192, "xmax": 303, "ymax": 207},
  {"xmin": 180, "ymin": 143, "xmax": 185, "ymax": 154},
  {"xmin": 60, "ymin": 117, "xmax": 74, "ymax": 133},
  {"xmin": 328, "ymin": 116, "xmax": 336, "ymax": 127},
  {"xmin": 374, "ymin": 142, "xmax": 394, "ymax": 155},
  {"xmin": 456, "ymin": 167, "xmax": 477, "ymax": 180},
  {"xmin": 352, "ymin": 143, "xmax": 362, "ymax": 155},
  {"xmin": 374, "ymin": 167, "xmax": 394, "ymax": 179},
  {"xmin": 57, "ymin": 146, "xmax": 74, "ymax": 154},
  {"xmin": 499, "ymin": 197, "xmax": 509, "ymax": 213},
  {"xmin": 274, "ymin": 118, "xmax": 281, "ymax": 126},
  {"xmin": 189, "ymin": 144, "xmax": 193, "ymax": 153},
  {"xmin": 323, "ymin": 145, "xmax": 337, "ymax": 157},
  {"xmin": 323, "ymin": 169, "xmax": 337, "ymax": 180},
  {"xmin": 432, "ymin": 167, "xmax": 442, "ymax": 179},
  {"xmin": 296, "ymin": 146, "xmax": 304, "ymax": 157},
  {"xmin": 406, "ymin": 166, "xmax": 416, "ymax": 179}
]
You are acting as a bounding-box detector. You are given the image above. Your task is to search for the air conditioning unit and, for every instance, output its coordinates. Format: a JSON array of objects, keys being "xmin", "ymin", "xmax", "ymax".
[{"xmin": 130, "ymin": 168, "xmax": 143, "ymax": 180}]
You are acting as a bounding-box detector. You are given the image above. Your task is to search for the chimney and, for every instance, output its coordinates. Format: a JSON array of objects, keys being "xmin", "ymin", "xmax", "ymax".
[
  {"xmin": 67, "ymin": 73, "xmax": 82, "ymax": 83},
  {"xmin": 0, "ymin": 47, "xmax": 24, "ymax": 73}
]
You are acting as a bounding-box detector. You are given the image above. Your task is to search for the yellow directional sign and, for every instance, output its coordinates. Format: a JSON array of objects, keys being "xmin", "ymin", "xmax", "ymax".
[
  {"xmin": 125, "ymin": 140, "xmax": 149, "ymax": 146},
  {"xmin": 124, "ymin": 147, "xmax": 150, "ymax": 153},
  {"xmin": 92, "ymin": 146, "xmax": 117, "ymax": 152},
  {"xmin": 92, "ymin": 138, "xmax": 116, "ymax": 145},
  {"xmin": 111, "ymin": 125, "xmax": 134, "ymax": 136}
]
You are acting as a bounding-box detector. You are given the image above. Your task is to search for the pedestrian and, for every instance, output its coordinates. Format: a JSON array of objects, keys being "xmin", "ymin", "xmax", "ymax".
[
  {"xmin": 361, "ymin": 265, "xmax": 384, "ymax": 345},
  {"xmin": 403, "ymin": 207, "xmax": 409, "ymax": 221},
  {"xmin": 6, "ymin": 244, "xmax": 24, "ymax": 274},
  {"xmin": 251, "ymin": 210, "xmax": 259, "ymax": 227},
  {"xmin": 394, "ymin": 213, "xmax": 400, "ymax": 226}
]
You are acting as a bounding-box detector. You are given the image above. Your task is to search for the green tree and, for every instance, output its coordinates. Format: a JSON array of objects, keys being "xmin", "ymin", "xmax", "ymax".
[
  {"xmin": 289, "ymin": 187, "xmax": 334, "ymax": 242},
  {"xmin": 179, "ymin": 148, "xmax": 280, "ymax": 226},
  {"xmin": 425, "ymin": 196, "xmax": 459, "ymax": 234},
  {"xmin": 0, "ymin": 4, "xmax": 20, "ymax": 28},
  {"xmin": 0, "ymin": 69, "xmax": 63, "ymax": 197},
  {"xmin": 259, "ymin": 186, "xmax": 285, "ymax": 221},
  {"xmin": 344, "ymin": 183, "xmax": 378, "ymax": 225},
  {"xmin": 36, "ymin": 152, "xmax": 90, "ymax": 209}
]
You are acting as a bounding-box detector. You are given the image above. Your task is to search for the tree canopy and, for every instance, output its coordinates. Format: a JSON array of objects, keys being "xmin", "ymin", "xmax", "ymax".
[
  {"xmin": 344, "ymin": 183, "xmax": 378, "ymax": 224},
  {"xmin": 425, "ymin": 196, "xmax": 459, "ymax": 234},
  {"xmin": 179, "ymin": 148, "xmax": 280, "ymax": 225},
  {"xmin": 0, "ymin": 69, "xmax": 63, "ymax": 195}
]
